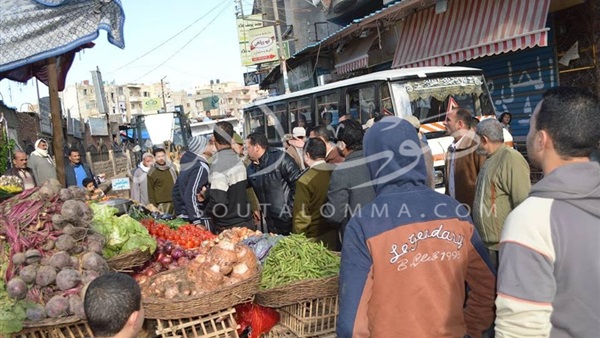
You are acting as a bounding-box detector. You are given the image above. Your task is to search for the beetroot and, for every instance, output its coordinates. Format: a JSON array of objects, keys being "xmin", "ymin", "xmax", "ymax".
[
  {"xmin": 68, "ymin": 295, "xmax": 86, "ymax": 319},
  {"xmin": 55, "ymin": 234, "xmax": 76, "ymax": 252},
  {"xmin": 41, "ymin": 238, "xmax": 55, "ymax": 251},
  {"xmin": 12, "ymin": 252, "xmax": 26, "ymax": 266},
  {"xmin": 49, "ymin": 251, "xmax": 72, "ymax": 270},
  {"xmin": 59, "ymin": 188, "xmax": 74, "ymax": 202},
  {"xmin": 26, "ymin": 303, "xmax": 47, "ymax": 322},
  {"xmin": 25, "ymin": 249, "xmax": 42, "ymax": 265},
  {"xmin": 56, "ymin": 269, "xmax": 82, "ymax": 291},
  {"xmin": 45, "ymin": 295, "xmax": 70, "ymax": 318},
  {"xmin": 61, "ymin": 200, "xmax": 92, "ymax": 223},
  {"xmin": 36, "ymin": 266, "xmax": 57, "ymax": 287},
  {"xmin": 82, "ymin": 252, "xmax": 109, "ymax": 274},
  {"xmin": 63, "ymin": 225, "xmax": 88, "ymax": 241},
  {"xmin": 68, "ymin": 186, "xmax": 87, "ymax": 201},
  {"xmin": 86, "ymin": 241, "xmax": 103, "ymax": 255},
  {"xmin": 52, "ymin": 214, "xmax": 65, "ymax": 229},
  {"xmin": 7, "ymin": 277, "xmax": 28, "ymax": 299},
  {"xmin": 19, "ymin": 265, "xmax": 38, "ymax": 284}
]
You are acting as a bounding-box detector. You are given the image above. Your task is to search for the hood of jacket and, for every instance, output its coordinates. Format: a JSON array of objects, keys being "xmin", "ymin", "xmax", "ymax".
[
  {"xmin": 530, "ymin": 161, "xmax": 600, "ymax": 217},
  {"xmin": 363, "ymin": 116, "xmax": 427, "ymax": 194}
]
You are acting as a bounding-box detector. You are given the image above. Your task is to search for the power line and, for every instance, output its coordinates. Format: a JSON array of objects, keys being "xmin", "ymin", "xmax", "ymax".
[
  {"xmin": 133, "ymin": 1, "xmax": 232, "ymax": 82},
  {"xmin": 110, "ymin": 2, "xmax": 229, "ymax": 74}
]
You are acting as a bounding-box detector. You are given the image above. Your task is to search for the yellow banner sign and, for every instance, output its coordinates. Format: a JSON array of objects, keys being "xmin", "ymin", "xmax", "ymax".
[
  {"xmin": 237, "ymin": 14, "xmax": 264, "ymax": 67},
  {"xmin": 249, "ymin": 26, "xmax": 279, "ymax": 65},
  {"xmin": 143, "ymin": 98, "xmax": 162, "ymax": 111}
]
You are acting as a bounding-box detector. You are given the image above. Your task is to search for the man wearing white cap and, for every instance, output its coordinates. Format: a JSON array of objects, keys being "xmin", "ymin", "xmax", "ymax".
[
  {"xmin": 172, "ymin": 135, "xmax": 212, "ymax": 229},
  {"xmin": 287, "ymin": 127, "xmax": 306, "ymax": 170},
  {"xmin": 28, "ymin": 138, "xmax": 57, "ymax": 185}
]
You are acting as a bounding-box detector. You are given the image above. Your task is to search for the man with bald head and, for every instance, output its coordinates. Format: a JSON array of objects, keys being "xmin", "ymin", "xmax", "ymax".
[{"xmin": 4, "ymin": 151, "xmax": 37, "ymax": 189}]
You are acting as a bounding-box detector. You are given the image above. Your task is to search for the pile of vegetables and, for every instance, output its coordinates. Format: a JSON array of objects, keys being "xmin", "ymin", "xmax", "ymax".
[
  {"xmin": 0, "ymin": 175, "xmax": 23, "ymax": 194},
  {"xmin": 0, "ymin": 180, "xmax": 110, "ymax": 334},
  {"xmin": 134, "ymin": 238, "xmax": 201, "ymax": 278},
  {"xmin": 259, "ymin": 234, "xmax": 341, "ymax": 289},
  {"xmin": 90, "ymin": 204, "xmax": 156, "ymax": 259},
  {"xmin": 141, "ymin": 219, "xmax": 216, "ymax": 249},
  {"xmin": 140, "ymin": 240, "xmax": 259, "ymax": 299},
  {"xmin": 218, "ymin": 227, "xmax": 263, "ymax": 243}
]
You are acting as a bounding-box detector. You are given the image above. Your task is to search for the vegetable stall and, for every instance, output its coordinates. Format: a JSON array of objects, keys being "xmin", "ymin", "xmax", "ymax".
[{"xmin": 0, "ymin": 182, "xmax": 343, "ymax": 338}]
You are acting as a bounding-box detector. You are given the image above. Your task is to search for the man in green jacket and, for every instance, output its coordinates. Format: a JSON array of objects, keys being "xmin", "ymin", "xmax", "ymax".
[
  {"xmin": 472, "ymin": 118, "xmax": 530, "ymax": 267},
  {"xmin": 292, "ymin": 138, "xmax": 338, "ymax": 250},
  {"xmin": 147, "ymin": 148, "xmax": 178, "ymax": 214}
]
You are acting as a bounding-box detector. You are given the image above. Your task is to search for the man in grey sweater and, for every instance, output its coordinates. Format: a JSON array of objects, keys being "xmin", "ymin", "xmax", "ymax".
[{"xmin": 28, "ymin": 139, "xmax": 57, "ymax": 185}]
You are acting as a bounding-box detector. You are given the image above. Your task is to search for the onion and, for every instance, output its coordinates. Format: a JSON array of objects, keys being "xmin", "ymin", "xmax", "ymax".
[
  {"xmin": 164, "ymin": 241, "xmax": 174, "ymax": 255},
  {"xmin": 159, "ymin": 256, "xmax": 173, "ymax": 266},
  {"xmin": 145, "ymin": 269, "xmax": 156, "ymax": 277},
  {"xmin": 171, "ymin": 248, "xmax": 184, "ymax": 260}
]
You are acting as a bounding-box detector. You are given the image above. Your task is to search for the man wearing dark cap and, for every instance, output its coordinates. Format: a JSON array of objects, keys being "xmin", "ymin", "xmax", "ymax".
[{"xmin": 172, "ymin": 135, "xmax": 212, "ymax": 229}]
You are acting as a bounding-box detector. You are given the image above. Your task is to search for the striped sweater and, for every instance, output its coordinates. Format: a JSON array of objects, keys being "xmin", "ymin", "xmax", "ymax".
[{"xmin": 495, "ymin": 162, "xmax": 600, "ymax": 337}]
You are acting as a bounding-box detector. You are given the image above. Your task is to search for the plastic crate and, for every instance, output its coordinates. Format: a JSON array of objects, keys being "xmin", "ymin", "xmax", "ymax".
[
  {"xmin": 153, "ymin": 307, "xmax": 239, "ymax": 338},
  {"xmin": 278, "ymin": 296, "xmax": 338, "ymax": 338}
]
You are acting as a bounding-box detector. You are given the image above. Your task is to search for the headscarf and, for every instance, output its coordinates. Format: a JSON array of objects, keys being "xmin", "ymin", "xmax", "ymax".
[{"xmin": 32, "ymin": 138, "xmax": 54, "ymax": 164}]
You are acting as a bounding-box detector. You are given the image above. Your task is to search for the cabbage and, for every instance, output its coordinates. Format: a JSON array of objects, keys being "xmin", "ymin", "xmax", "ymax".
[{"xmin": 90, "ymin": 204, "xmax": 156, "ymax": 258}]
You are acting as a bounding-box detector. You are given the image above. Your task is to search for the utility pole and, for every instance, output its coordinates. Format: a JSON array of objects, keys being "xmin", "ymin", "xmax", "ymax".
[
  {"xmin": 161, "ymin": 76, "xmax": 167, "ymax": 113},
  {"xmin": 272, "ymin": 0, "xmax": 290, "ymax": 94}
]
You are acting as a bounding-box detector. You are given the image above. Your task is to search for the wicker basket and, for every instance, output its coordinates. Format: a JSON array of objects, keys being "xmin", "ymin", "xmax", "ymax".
[
  {"xmin": 278, "ymin": 295, "xmax": 338, "ymax": 338},
  {"xmin": 11, "ymin": 317, "xmax": 93, "ymax": 338},
  {"xmin": 152, "ymin": 307, "xmax": 239, "ymax": 338},
  {"xmin": 107, "ymin": 248, "xmax": 152, "ymax": 272},
  {"xmin": 143, "ymin": 268, "xmax": 260, "ymax": 319},
  {"xmin": 255, "ymin": 275, "xmax": 338, "ymax": 308}
]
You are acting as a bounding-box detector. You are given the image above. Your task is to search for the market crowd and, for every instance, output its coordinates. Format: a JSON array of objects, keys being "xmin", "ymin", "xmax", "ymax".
[{"xmin": 4, "ymin": 86, "xmax": 600, "ymax": 338}]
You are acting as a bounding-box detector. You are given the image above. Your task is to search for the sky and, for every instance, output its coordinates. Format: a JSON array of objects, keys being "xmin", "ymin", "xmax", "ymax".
[{"xmin": 0, "ymin": 0, "xmax": 256, "ymax": 110}]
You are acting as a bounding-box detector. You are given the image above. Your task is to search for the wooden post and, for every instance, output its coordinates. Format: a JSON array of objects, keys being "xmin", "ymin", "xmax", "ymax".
[
  {"xmin": 48, "ymin": 57, "xmax": 66, "ymax": 187},
  {"xmin": 125, "ymin": 148, "xmax": 133, "ymax": 171},
  {"xmin": 108, "ymin": 149, "xmax": 117, "ymax": 176}
]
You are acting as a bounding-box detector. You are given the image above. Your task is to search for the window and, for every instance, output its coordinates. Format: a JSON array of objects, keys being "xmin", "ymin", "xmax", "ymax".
[
  {"xmin": 266, "ymin": 103, "xmax": 287, "ymax": 143},
  {"xmin": 289, "ymin": 97, "xmax": 312, "ymax": 132},
  {"xmin": 380, "ymin": 84, "xmax": 393, "ymax": 116},
  {"xmin": 83, "ymin": 89, "xmax": 88, "ymax": 96},
  {"xmin": 347, "ymin": 86, "xmax": 375, "ymax": 125},
  {"xmin": 143, "ymin": 91, "xmax": 150, "ymax": 97},
  {"xmin": 316, "ymin": 93, "xmax": 340, "ymax": 134}
]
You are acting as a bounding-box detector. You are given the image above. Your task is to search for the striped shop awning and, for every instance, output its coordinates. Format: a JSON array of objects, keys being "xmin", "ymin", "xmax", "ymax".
[
  {"xmin": 392, "ymin": 0, "xmax": 551, "ymax": 68},
  {"xmin": 335, "ymin": 35, "xmax": 376, "ymax": 74}
]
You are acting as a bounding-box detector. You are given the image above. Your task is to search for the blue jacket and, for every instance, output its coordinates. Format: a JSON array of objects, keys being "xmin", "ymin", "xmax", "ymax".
[
  {"xmin": 337, "ymin": 117, "xmax": 496, "ymax": 338},
  {"xmin": 172, "ymin": 152, "xmax": 209, "ymax": 223},
  {"xmin": 64, "ymin": 162, "xmax": 94, "ymax": 187}
]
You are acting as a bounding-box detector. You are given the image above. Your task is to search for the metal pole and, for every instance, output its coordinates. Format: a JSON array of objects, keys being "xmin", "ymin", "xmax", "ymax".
[
  {"xmin": 161, "ymin": 76, "xmax": 167, "ymax": 113},
  {"xmin": 272, "ymin": 0, "xmax": 290, "ymax": 94}
]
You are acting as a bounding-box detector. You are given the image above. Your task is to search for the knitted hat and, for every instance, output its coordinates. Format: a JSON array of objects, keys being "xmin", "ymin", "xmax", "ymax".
[
  {"xmin": 188, "ymin": 136, "xmax": 209, "ymax": 155},
  {"xmin": 233, "ymin": 132, "xmax": 244, "ymax": 145}
]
